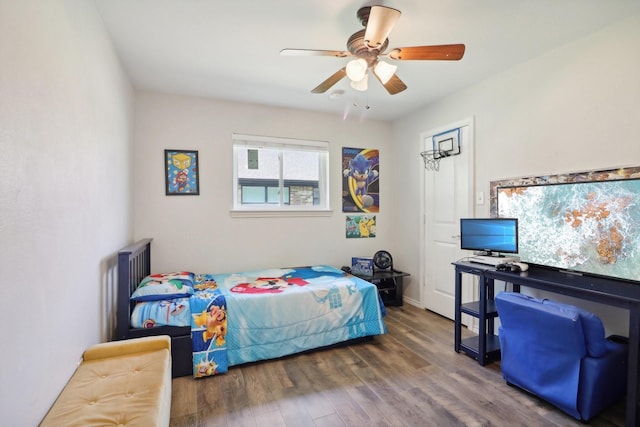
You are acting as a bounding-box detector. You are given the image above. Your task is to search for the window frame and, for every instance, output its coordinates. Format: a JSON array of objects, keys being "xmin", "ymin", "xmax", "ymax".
[{"xmin": 231, "ymin": 134, "xmax": 331, "ymax": 217}]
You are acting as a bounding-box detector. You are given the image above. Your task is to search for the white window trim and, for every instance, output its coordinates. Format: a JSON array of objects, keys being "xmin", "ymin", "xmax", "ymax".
[{"xmin": 231, "ymin": 133, "xmax": 332, "ymax": 217}]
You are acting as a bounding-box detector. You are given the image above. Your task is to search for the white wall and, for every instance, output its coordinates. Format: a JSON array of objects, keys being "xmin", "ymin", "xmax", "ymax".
[
  {"xmin": 391, "ymin": 14, "xmax": 640, "ymax": 334},
  {"xmin": 0, "ymin": 1, "xmax": 133, "ymax": 425},
  {"xmin": 133, "ymin": 92, "xmax": 394, "ymax": 273}
]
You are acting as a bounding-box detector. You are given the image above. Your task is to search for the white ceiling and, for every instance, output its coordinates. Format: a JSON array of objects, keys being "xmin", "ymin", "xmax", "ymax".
[{"xmin": 94, "ymin": 0, "xmax": 640, "ymax": 121}]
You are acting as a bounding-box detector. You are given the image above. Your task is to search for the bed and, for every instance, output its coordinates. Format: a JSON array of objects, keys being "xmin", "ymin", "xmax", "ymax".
[{"xmin": 116, "ymin": 238, "xmax": 387, "ymax": 378}]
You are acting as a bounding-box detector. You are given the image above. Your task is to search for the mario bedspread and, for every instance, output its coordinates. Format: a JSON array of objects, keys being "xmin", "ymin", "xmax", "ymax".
[{"xmin": 189, "ymin": 265, "xmax": 386, "ymax": 378}]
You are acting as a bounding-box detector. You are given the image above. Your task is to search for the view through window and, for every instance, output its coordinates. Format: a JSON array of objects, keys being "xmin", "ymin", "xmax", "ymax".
[{"xmin": 232, "ymin": 134, "xmax": 329, "ymax": 212}]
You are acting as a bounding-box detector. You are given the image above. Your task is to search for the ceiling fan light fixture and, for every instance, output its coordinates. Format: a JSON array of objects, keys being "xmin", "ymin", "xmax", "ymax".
[
  {"xmin": 346, "ymin": 58, "xmax": 368, "ymax": 82},
  {"xmin": 350, "ymin": 72, "xmax": 369, "ymax": 91},
  {"xmin": 363, "ymin": 6, "xmax": 401, "ymax": 49},
  {"xmin": 283, "ymin": 5, "xmax": 463, "ymax": 96},
  {"xmin": 374, "ymin": 60, "xmax": 397, "ymax": 84}
]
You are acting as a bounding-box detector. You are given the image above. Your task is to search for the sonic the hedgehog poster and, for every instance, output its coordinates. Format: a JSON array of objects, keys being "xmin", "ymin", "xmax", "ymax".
[{"xmin": 342, "ymin": 147, "xmax": 379, "ymax": 212}]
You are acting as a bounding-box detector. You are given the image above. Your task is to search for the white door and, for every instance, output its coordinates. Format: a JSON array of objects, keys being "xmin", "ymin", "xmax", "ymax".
[{"xmin": 420, "ymin": 118, "xmax": 474, "ymax": 320}]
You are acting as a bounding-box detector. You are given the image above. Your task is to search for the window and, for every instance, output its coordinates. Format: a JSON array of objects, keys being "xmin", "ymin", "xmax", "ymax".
[{"xmin": 232, "ymin": 134, "xmax": 330, "ymax": 216}]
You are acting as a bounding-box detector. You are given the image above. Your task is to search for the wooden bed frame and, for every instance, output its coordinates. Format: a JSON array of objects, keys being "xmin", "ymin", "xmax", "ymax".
[
  {"xmin": 116, "ymin": 238, "xmax": 193, "ymax": 377},
  {"xmin": 116, "ymin": 238, "xmax": 375, "ymax": 378}
]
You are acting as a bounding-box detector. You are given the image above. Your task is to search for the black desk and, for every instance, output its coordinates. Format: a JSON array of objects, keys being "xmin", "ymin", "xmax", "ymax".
[
  {"xmin": 354, "ymin": 270, "xmax": 409, "ymax": 306},
  {"xmin": 453, "ymin": 261, "xmax": 640, "ymax": 427}
]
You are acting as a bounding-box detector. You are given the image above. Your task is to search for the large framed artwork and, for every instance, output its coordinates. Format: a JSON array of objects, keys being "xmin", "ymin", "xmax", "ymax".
[
  {"xmin": 165, "ymin": 149, "xmax": 200, "ymax": 195},
  {"xmin": 489, "ymin": 166, "xmax": 640, "ymax": 216},
  {"xmin": 342, "ymin": 147, "xmax": 379, "ymax": 212},
  {"xmin": 491, "ymin": 166, "xmax": 640, "ymax": 282}
]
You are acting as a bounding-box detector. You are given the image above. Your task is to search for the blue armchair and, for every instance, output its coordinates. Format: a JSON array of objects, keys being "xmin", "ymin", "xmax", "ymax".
[{"xmin": 495, "ymin": 291, "xmax": 628, "ymax": 421}]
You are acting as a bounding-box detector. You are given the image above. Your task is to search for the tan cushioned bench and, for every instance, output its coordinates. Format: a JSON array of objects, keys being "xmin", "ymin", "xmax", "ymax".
[{"xmin": 40, "ymin": 335, "xmax": 172, "ymax": 427}]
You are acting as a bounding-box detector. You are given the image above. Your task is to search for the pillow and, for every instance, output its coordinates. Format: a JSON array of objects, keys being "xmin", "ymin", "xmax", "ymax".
[
  {"xmin": 131, "ymin": 271, "xmax": 195, "ymax": 301},
  {"xmin": 140, "ymin": 271, "xmax": 194, "ymax": 286},
  {"xmin": 131, "ymin": 298, "xmax": 191, "ymax": 328}
]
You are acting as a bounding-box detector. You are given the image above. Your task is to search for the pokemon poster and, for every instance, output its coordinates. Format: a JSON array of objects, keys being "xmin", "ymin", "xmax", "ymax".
[
  {"xmin": 342, "ymin": 147, "xmax": 379, "ymax": 212},
  {"xmin": 346, "ymin": 214, "xmax": 376, "ymax": 239}
]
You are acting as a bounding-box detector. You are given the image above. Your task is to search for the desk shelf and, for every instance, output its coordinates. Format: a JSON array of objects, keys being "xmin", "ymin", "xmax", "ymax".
[
  {"xmin": 460, "ymin": 335, "xmax": 501, "ymax": 363},
  {"xmin": 461, "ymin": 300, "xmax": 499, "ymax": 318},
  {"xmin": 453, "ymin": 263, "xmax": 501, "ymax": 367}
]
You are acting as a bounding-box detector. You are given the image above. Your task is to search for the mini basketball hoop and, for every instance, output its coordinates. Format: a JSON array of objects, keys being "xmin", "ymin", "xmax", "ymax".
[
  {"xmin": 421, "ymin": 127, "xmax": 462, "ymax": 171},
  {"xmin": 420, "ymin": 150, "xmax": 444, "ymax": 171}
]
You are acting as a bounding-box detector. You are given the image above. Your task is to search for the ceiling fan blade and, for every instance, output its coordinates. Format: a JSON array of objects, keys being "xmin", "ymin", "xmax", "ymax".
[
  {"xmin": 280, "ymin": 48, "xmax": 350, "ymax": 58},
  {"xmin": 388, "ymin": 44, "xmax": 466, "ymax": 61},
  {"xmin": 311, "ymin": 67, "xmax": 347, "ymax": 94},
  {"xmin": 364, "ymin": 6, "xmax": 401, "ymax": 50},
  {"xmin": 374, "ymin": 72, "xmax": 407, "ymax": 95}
]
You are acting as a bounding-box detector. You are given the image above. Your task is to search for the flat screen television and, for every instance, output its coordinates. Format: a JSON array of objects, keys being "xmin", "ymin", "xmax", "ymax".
[
  {"xmin": 497, "ymin": 178, "xmax": 640, "ymax": 283},
  {"xmin": 459, "ymin": 218, "xmax": 519, "ymax": 255}
]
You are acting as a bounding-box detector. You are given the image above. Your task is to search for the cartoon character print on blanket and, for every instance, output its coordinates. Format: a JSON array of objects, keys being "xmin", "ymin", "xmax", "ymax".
[
  {"xmin": 190, "ymin": 275, "xmax": 228, "ymax": 378},
  {"xmin": 193, "ymin": 303, "xmax": 227, "ymax": 346},
  {"xmin": 188, "ymin": 266, "xmax": 374, "ymax": 378},
  {"xmin": 230, "ymin": 277, "xmax": 305, "ymax": 294},
  {"xmin": 229, "ymin": 266, "xmax": 346, "ymax": 294}
]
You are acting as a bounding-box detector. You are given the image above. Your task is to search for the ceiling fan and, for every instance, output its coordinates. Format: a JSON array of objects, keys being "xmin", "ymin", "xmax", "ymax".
[{"xmin": 280, "ymin": 5, "xmax": 465, "ymax": 95}]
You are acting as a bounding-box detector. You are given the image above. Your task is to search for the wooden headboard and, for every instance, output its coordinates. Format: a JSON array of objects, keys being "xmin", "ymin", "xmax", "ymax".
[{"xmin": 116, "ymin": 238, "xmax": 152, "ymax": 340}]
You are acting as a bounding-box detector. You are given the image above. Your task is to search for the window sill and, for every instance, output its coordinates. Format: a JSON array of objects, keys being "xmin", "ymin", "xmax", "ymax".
[{"xmin": 230, "ymin": 209, "xmax": 333, "ymax": 218}]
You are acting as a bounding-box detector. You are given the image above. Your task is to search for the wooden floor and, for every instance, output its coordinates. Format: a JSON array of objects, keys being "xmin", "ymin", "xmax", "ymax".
[{"xmin": 170, "ymin": 304, "xmax": 626, "ymax": 427}]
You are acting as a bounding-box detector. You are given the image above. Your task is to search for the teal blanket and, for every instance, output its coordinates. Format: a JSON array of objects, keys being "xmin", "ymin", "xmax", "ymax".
[{"xmin": 189, "ymin": 265, "xmax": 386, "ymax": 378}]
